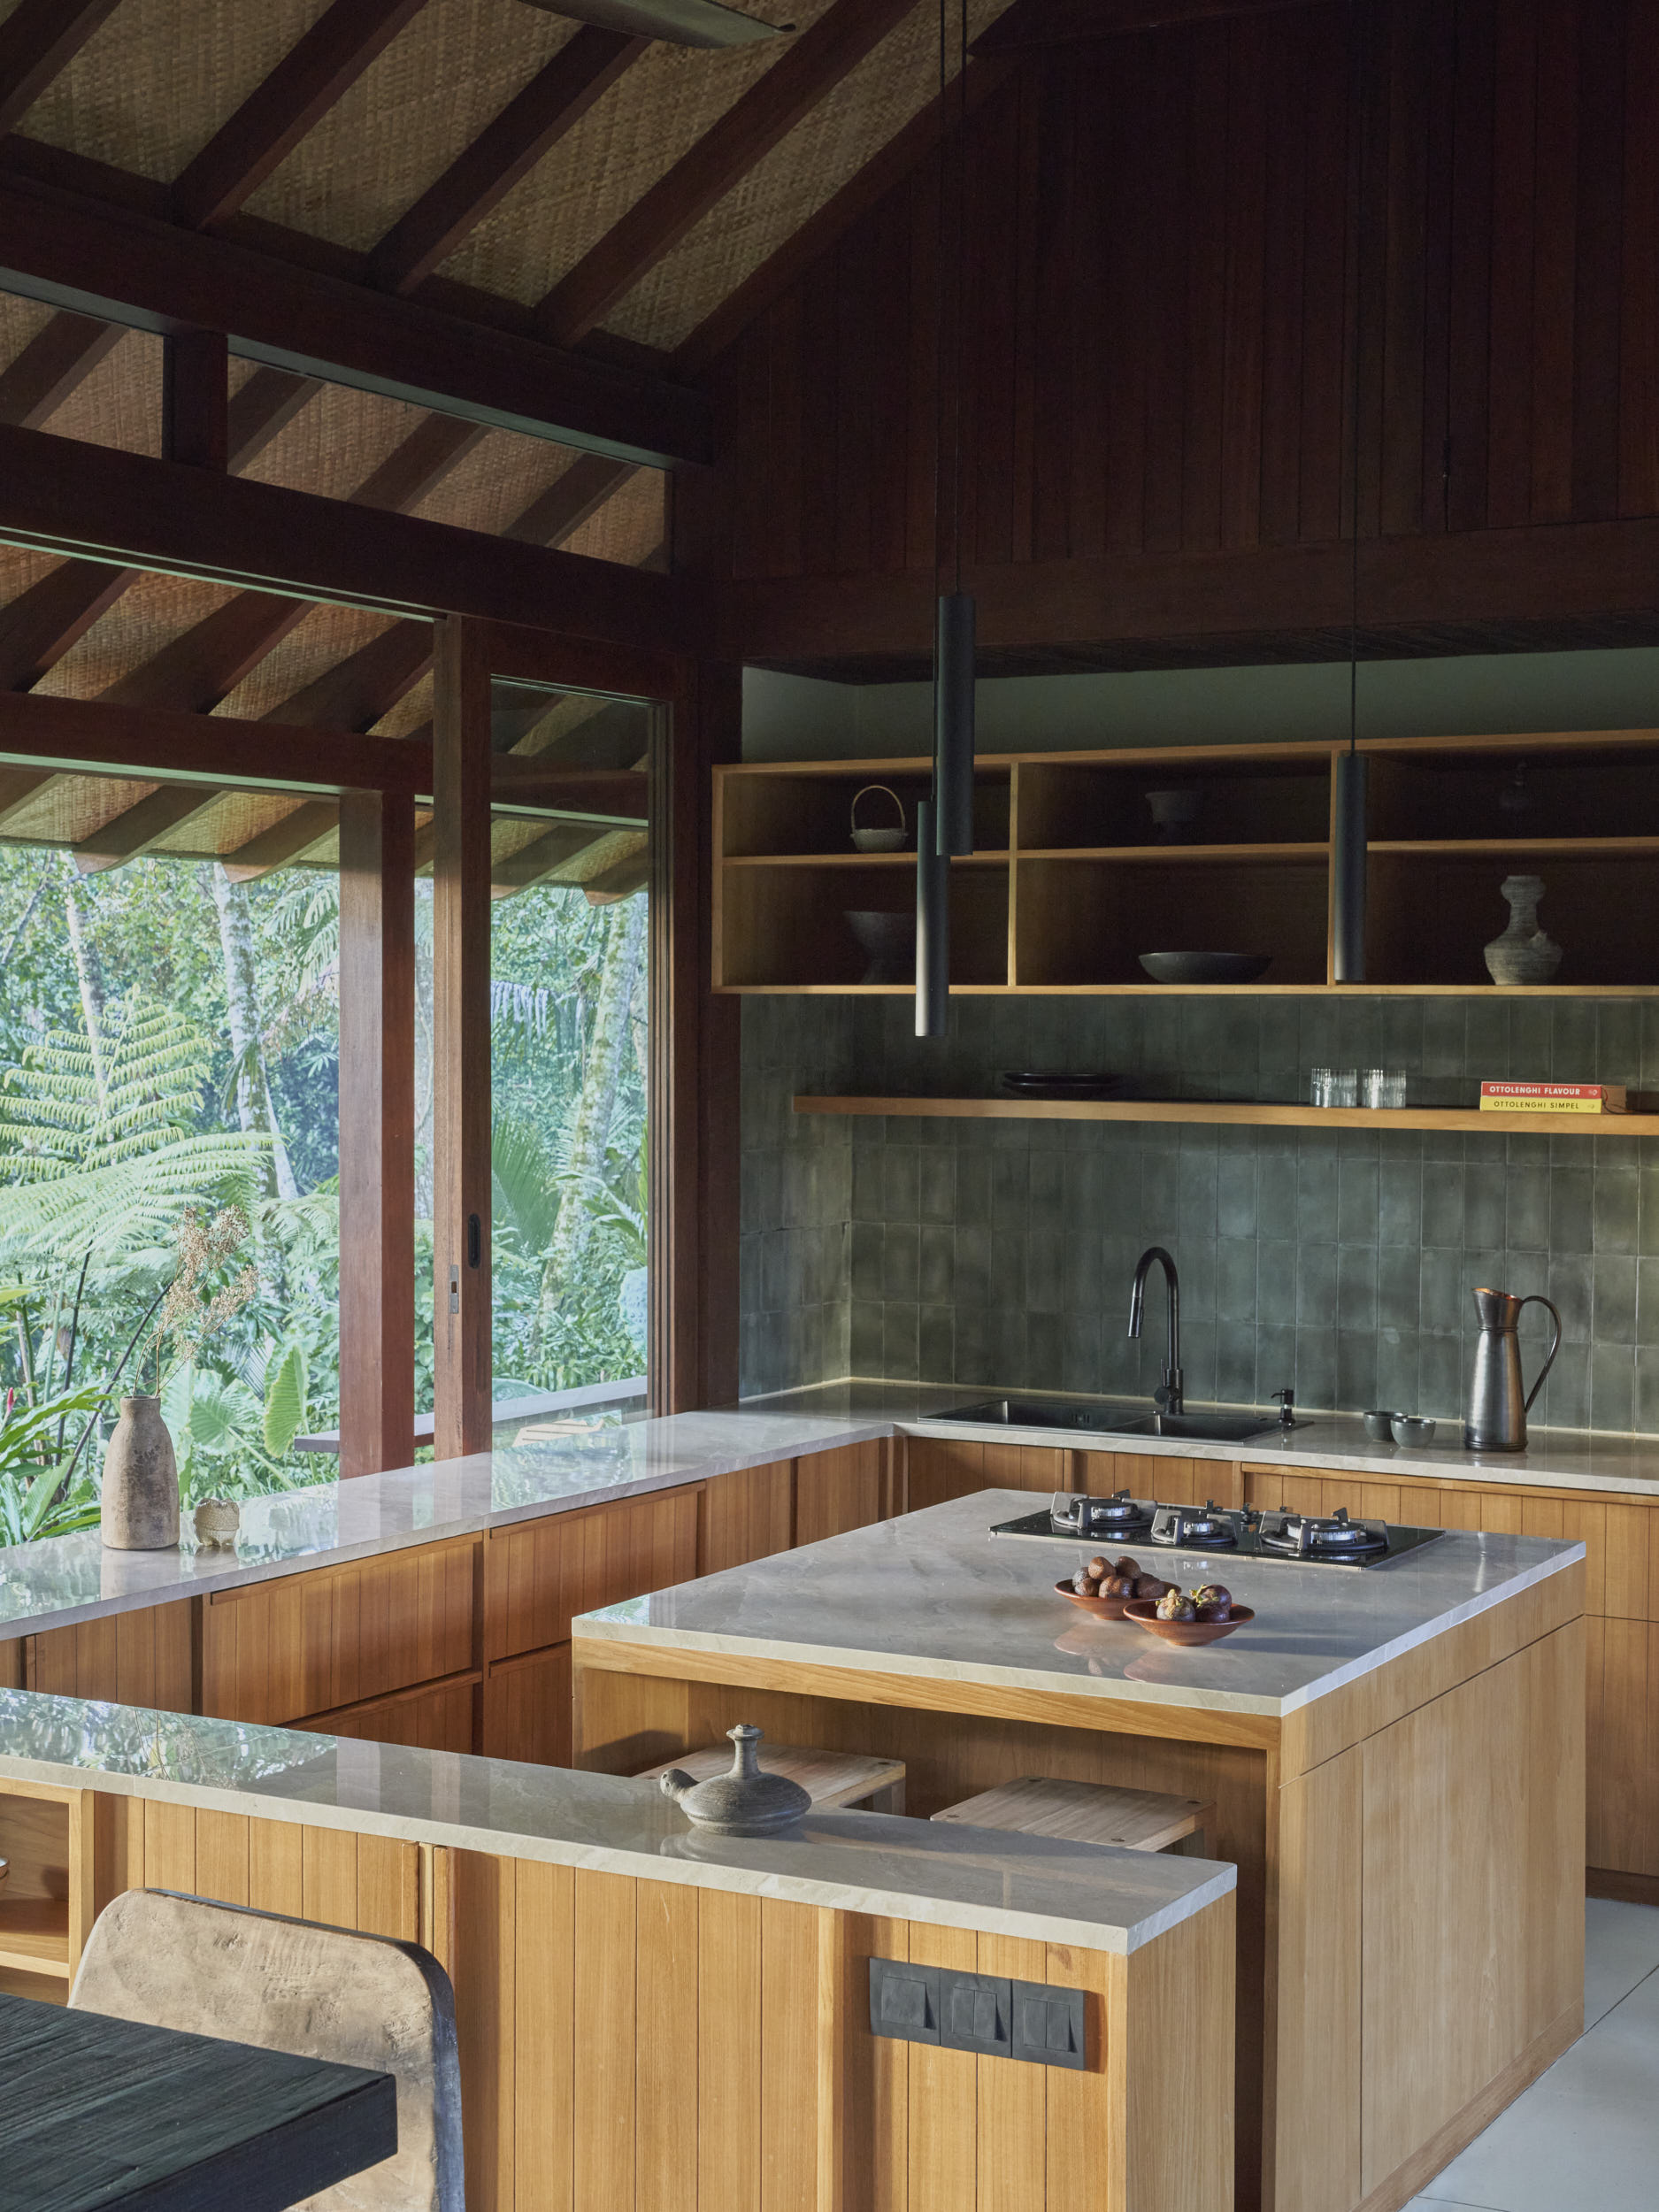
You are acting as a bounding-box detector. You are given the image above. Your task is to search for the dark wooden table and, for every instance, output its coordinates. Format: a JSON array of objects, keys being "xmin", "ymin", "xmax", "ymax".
[{"xmin": 0, "ymin": 1991, "xmax": 398, "ymax": 2211}]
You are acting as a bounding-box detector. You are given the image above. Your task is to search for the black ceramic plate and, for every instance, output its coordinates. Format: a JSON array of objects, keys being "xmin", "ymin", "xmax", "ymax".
[
  {"xmin": 1137, "ymin": 951, "xmax": 1272, "ymax": 985},
  {"xmin": 1001, "ymin": 1071, "xmax": 1123, "ymax": 1097}
]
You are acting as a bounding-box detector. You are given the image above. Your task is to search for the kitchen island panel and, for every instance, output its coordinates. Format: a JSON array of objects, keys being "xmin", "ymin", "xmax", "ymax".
[
  {"xmin": 702, "ymin": 1460, "xmax": 795, "ymax": 1576},
  {"xmin": 572, "ymin": 1652, "xmax": 1271, "ymax": 2211},
  {"xmin": 1357, "ymin": 1622, "xmax": 1584, "ymax": 2201},
  {"xmin": 1271, "ymin": 1746, "xmax": 1363, "ymax": 2212}
]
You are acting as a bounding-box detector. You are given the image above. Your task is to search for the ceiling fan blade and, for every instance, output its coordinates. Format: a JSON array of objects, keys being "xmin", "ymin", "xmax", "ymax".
[{"xmin": 518, "ymin": 0, "xmax": 785, "ymax": 47}]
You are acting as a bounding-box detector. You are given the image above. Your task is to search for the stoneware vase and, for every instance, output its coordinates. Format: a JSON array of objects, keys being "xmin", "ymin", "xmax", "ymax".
[
  {"xmin": 658, "ymin": 1723, "xmax": 812, "ymax": 1837},
  {"xmin": 1483, "ymin": 873, "xmax": 1563, "ymax": 986},
  {"xmin": 101, "ymin": 1394, "xmax": 180, "ymax": 1550}
]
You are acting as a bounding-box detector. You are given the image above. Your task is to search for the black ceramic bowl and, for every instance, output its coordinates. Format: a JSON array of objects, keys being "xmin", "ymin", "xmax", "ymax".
[{"xmin": 1137, "ymin": 951, "xmax": 1273, "ymax": 985}]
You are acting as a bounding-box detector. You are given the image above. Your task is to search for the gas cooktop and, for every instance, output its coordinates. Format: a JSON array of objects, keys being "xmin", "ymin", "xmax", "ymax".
[{"xmin": 989, "ymin": 1490, "xmax": 1447, "ymax": 1568}]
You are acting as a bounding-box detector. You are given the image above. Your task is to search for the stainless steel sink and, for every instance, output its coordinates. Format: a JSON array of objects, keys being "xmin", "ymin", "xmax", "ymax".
[
  {"xmin": 935, "ymin": 1397, "xmax": 1287, "ymax": 1443},
  {"xmin": 1096, "ymin": 1409, "xmax": 1286, "ymax": 1443}
]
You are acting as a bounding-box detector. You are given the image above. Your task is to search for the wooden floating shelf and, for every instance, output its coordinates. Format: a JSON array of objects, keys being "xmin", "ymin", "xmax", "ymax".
[
  {"xmin": 794, "ymin": 1096, "xmax": 1659, "ymax": 1134},
  {"xmin": 0, "ymin": 1896, "xmax": 71, "ymax": 1977}
]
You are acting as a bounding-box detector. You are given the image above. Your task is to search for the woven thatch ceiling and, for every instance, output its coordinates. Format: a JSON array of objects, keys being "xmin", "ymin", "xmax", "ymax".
[{"xmin": 0, "ymin": 0, "xmax": 1010, "ymax": 872}]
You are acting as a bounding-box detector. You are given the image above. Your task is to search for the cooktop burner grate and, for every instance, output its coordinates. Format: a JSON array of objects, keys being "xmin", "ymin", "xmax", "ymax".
[{"xmin": 992, "ymin": 1499, "xmax": 1447, "ymax": 1568}]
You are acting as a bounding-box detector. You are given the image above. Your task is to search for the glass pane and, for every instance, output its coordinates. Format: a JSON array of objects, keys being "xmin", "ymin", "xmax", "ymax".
[
  {"xmin": 483, "ymin": 680, "xmax": 654, "ymax": 1440},
  {"xmin": 0, "ymin": 779, "xmax": 342, "ymax": 1531}
]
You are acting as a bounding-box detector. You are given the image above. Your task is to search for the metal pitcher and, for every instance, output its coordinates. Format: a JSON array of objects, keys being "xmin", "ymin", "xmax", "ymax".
[{"xmin": 1464, "ymin": 1286, "xmax": 1562, "ymax": 1452}]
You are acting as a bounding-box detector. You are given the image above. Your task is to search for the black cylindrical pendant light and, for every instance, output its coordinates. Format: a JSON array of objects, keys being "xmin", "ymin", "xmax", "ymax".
[
  {"xmin": 1332, "ymin": 749, "xmax": 1367, "ymax": 980},
  {"xmin": 933, "ymin": 590, "xmax": 977, "ymax": 856},
  {"xmin": 916, "ymin": 797, "xmax": 949, "ymax": 1037}
]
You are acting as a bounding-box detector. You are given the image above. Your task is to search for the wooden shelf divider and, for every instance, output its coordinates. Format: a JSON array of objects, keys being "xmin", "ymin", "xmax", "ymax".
[{"xmin": 794, "ymin": 1096, "xmax": 1659, "ymax": 1135}]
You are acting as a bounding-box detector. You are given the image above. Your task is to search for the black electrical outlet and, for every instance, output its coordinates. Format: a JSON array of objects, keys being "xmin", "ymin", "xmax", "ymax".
[
  {"xmin": 1010, "ymin": 1978, "xmax": 1087, "ymax": 2071},
  {"xmin": 868, "ymin": 1956, "xmax": 941, "ymax": 2045}
]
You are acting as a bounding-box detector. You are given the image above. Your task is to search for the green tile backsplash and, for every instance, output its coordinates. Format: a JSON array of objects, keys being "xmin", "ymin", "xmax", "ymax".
[{"xmin": 739, "ymin": 993, "xmax": 1659, "ymax": 1432}]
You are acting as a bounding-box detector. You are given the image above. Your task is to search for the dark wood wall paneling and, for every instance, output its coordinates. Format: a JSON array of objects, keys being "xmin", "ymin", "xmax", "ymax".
[{"xmin": 695, "ymin": 0, "xmax": 1658, "ymax": 595}]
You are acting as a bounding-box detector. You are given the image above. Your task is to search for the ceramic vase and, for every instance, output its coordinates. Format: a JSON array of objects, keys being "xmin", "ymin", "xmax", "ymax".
[
  {"xmin": 101, "ymin": 1394, "xmax": 180, "ymax": 1550},
  {"xmin": 1483, "ymin": 873, "xmax": 1563, "ymax": 987},
  {"xmin": 658, "ymin": 1724, "xmax": 812, "ymax": 1837}
]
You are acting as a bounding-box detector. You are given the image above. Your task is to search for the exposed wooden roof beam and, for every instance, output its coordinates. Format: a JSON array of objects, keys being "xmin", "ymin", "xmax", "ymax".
[
  {"xmin": 534, "ymin": 0, "xmax": 918, "ymax": 346},
  {"xmin": 0, "ymin": 560, "xmax": 133, "ymax": 690},
  {"xmin": 81, "ymin": 413, "xmax": 488, "ymax": 868},
  {"xmin": 0, "ymin": 763, "xmax": 55, "ymax": 830},
  {"xmin": 269, "ymin": 622, "xmax": 433, "ymax": 733},
  {"xmin": 582, "ymin": 846, "xmax": 651, "ymax": 902},
  {"xmin": 0, "ymin": 420, "xmax": 680, "ymax": 641},
  {"xmin": 489, "ymin": 761, "xmax": 648, "ymax": 818},
  {"xmin": 0, "ymin": 311, "xmax": 122, "ymax": 426},
  {"xmin": 171, "ymin": 0, "xmax": 431, "ymax": 234},
  {"xmin": 226, "ymin": 367, "xmax": 319, "ymax": 469},
  {"xmin": 502, "ymin": 453, "xmax": 636, "ymax": 545},
  {"xmin": 488, "ymin": 819, "xmax": 608, "ymax": 894},
  {"xmin": 73, "ymin": 784, "xmax": 219, "ymax": 872},
  {"xmin": 0, "ymin": 688, "xmax": 429, "ymax": 795},
  {"xmin": 162, "ymin": 328, "xmax": 229, "ymax": 469},
  {"xmin": 0, "ymin": 0, "xmax": 123, "ymax": 138},
  {"xmin": 672, "ymin": 51, "xmax": 1016, "ymax": 374},
  {"xmin": 219, "ymin": 799, "xmax": 341, "ymax": 882},
  {"xmin": 0, "ymin": 367, "xmax": 325, "ymax": 698},
  {"xmin": 0, "ymin": 169, "xmax": 708, "ymax": 465},
  {"xmin": 366, "ymin": 27, "xmax": 645, "ymax": 296}
]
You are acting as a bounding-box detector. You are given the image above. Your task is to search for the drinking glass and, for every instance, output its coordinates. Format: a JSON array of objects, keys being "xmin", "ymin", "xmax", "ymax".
[
  {"xmin": 1331, "ymin": 1069, "xmax": 1359, "ymax": 1107},
  {"xmin": 1310, "ymin": 1067, "xmax": 1333, "ymax": 1107},
  {"xmin": 1362, "ymin": 1068, "xmax": 1389, "ymax": 1109}
]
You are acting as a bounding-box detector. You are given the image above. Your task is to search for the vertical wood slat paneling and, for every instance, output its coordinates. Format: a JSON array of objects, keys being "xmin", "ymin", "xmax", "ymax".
[
  {"xmin": 516, "ymin": 1858, "xmax": 574, "ymax": 2212},
  {"xmin": 575, "ymin": 1870, "xmax": 635, "ymax": 2212},
  {"xmin": 484, "ymin": 1487, "xmax": 699, "ymax": 1662},
  {"xmin": 1619, "ymin": 0, "xmax": 1659, "ymax": 511},
  {"xmin": 907, "ymin": 1922, "xmax": 979, "ymax": 2212},
  {"xmin": 27, "ymin": 1600, "xmax": 195, "ymax": 1714},
  {"xmin": 701, "ymin": 1886, "xmax": 763, "ymax": 2212},
  {"xmin": 703, "ymin": 1, "xmax": 1647, "ymax": 594},
  {"xmin": 703, "ymin": 1460, "xmax": 794, "ymax": 1574}
]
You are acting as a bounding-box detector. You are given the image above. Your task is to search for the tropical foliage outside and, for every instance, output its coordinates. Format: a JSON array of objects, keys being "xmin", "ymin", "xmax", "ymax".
[{"xmin": 0, "ymin": 838, "xmax": 648, "ymax": 1544}]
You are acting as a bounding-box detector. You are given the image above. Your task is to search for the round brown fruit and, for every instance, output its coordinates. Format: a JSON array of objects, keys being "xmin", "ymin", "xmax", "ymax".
[
  {"xmin": 1155, "ymin": 1587, "xmax": 1187, "ymax": 1620},
  {"xmin": 1113, "ymin": 1556, "xmax": 1141, "ymax": 1579},
  {"xmin": 1195, "ymin": 1599, "xmax": 1232, "ymax": 1622},
  {"xmin": 1086, "ymin": 1555, "xmax": 1110, "ymax": 1581},
  {"xmin": 1104, "ymin": 1574, "xmax": 1134, "ymax": 1597},
  {"xmin": 1072, "ymin": 1573, "xmax": 1100, "ymax": 1596},
  {"xmin": 1135, "ymin": 1575, "xmax": 1169, "ymax": 1601},
  {"xmin": 1192, "ymin": 1583, "xmax": 1232, "ymax": 1610}
]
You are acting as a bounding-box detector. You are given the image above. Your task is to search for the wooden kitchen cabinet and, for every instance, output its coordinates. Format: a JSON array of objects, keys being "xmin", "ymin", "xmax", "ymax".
[
  {"xmin": 1245, "ymin": 1462, "xmax": 1659, "ymax": 1895},
  {"xmin": 24, "ymin": 1599, "xmax": 194, "ymax": 1714},
  {"xmin": 795, "ymin": 1439, "xmax": 888, "ymax": 1544},
  {"xmin": 202, "ymin": 1536, "xmax": 477, "ymax": 1727},
  {"xmin": 483, "ymin": 1488, "xmax": 699, "ymax": 1664},
  {"xmin": 482, "ymin": 1643, "xmax": 572, "ymax": 1767},
  {"xmin": 904, "ymin": 1434, "xmax": 1071, "ymax": 1510}
]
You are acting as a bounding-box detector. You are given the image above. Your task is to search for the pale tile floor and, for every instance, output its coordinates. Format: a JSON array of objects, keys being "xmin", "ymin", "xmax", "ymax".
[{"xmin": 1407, "ymin": 1899, "xmax": 1659, "ymax": 2210}]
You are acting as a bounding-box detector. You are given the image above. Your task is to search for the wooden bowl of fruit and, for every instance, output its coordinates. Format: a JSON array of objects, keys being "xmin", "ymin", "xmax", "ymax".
[
  {"xmin": 1055, "ymin": 1555, "xmax": 1175, "ymax": 1620},
  {"xmin": 1123, "ymin": 1583, "xmax": 1254, "ymax": 1646}
]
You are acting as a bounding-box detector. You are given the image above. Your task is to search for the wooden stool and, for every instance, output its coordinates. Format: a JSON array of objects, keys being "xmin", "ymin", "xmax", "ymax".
[
  {"xmin": 931, "ymin": 1776, "xmax": 1217, "ymax": 1857},
  {"xmin": 637, "ymin": 1743, "xmax": 907, "ymax": 1814}
]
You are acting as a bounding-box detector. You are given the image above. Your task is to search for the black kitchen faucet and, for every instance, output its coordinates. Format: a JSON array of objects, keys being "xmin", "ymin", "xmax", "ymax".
[{"xmin": 1128, "ymin": 1245, "xmax": 1183, "ymax": 1415}]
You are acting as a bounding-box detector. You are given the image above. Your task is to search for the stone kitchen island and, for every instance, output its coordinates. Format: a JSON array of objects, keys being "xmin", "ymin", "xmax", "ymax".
[{"xmin": 572, "ymin": 1490, "xmax": 1587, "ymax": 2212}]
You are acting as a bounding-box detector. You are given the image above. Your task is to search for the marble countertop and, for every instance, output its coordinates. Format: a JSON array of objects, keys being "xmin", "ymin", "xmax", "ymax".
[
  {"xmin": 756, "ymin": 1379, "xmax": 1659, "ymax": 1499},
  {"xmin": 0, "ymin": 1375, "xmax": 1641, "ymax": 1646},
  {"xmin": 0, "ymin": 1407, "xmax": 890, "ymax": 1640},
  {"xmin": 0, "ymin": 1687, "xmax": 1230, "ymax": 1954},
  {"xmin": 574, "ymin": 1487, "xmax": 1583, "ymax": 1720}
]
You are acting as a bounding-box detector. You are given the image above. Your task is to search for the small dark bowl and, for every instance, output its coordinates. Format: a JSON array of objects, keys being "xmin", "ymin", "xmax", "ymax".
[
  {"xmin": 1137, "ymin": 951, "xmax": 1273, "ymax": 986},
  {"xmin": 1123, "ymin": 1600, "xmax": 1256, "ymax": 1647},
  {"xmin": 1362, "ymin": 1409, "xmax": 1401, "ymax": 1442},
  {"xmin": 1054, "ymin": 1578, "xmax": 1134, "ymax": 1620}
]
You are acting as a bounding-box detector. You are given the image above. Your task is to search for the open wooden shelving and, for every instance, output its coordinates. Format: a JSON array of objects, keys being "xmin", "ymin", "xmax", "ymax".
[
  {"xmin": 0, "ymin": 1894, "xmax": 71, "ymax": 1978},
  {"xmin": 716, "ymin": 731, "xmax": 1659, "ymax": 995},
  {"xmin": 794, "ymin": 1096, "xmax": 1659, "ymax": 1135}
]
